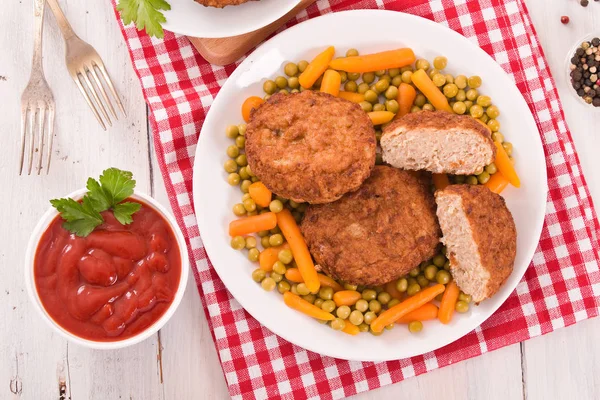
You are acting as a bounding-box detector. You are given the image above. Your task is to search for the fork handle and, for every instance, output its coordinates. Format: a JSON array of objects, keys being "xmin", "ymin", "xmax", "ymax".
[
  {"xmin": 45, "ymin": 0, "xmax": 76, "ymax": 40},
  {"xmin": 31, "ymin": 0, "xmax": 45, "ymax": 71}
]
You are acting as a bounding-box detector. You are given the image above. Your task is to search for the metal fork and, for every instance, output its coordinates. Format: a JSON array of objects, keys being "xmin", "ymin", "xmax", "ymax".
[
  {"xmin": 20, "ymin": 0, "xmax": 55, "ymax": 175},
  {"xmin": 46, "ymin": 0, "xmax": 126, "ymax": 131}
]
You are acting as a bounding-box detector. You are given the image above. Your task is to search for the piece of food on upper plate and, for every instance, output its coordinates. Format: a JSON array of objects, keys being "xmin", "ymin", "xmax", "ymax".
[
  {"xmin": 435, "ymin": 184, "xmax": 516, "ymax": 303},
  {"xmin": 245, "ymin": 90, "xmax": 376, "ymax": 204},
  {"xmin": 300, "ymin": 165, "xmax": 441, "ymax": 286},
  {"xmin": 195, "ymin": 0, "xmax": 258, "ymax": 8},
  {"xmin": 380, "ymin": 110, "xmax": 496, "ymax": 175}
]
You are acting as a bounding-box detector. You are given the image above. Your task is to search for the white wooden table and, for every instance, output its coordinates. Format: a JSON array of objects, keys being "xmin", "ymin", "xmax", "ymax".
[{"xmin": 1, "ymin": 1, "xmax": 598, "ymax": 399}]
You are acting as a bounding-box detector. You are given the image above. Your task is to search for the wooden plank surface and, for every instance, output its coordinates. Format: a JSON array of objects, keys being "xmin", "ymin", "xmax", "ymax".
[{"xmin": 0, "ymin": 0, "xmax": 597, "ymax": 399}]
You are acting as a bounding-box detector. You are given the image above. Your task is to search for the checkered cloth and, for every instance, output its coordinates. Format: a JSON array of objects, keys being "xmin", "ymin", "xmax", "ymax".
[{"xmin": 113, "ymin": 0, "xmax": 600, "ymax": 398}]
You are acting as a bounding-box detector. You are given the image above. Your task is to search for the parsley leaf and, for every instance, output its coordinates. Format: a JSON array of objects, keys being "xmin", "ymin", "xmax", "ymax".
[
  {"xmin": 50, "ymin": 197, "xmax": 104, "ymax": 237},
  {"xmin": 51, "ymin": 168, "xmax": 142, "ymax": 237},
  {"xmin": 117, "ymin": 0, "xmax": 171, "ymax": 39},
  {"xmin": 113, "ymin": 202, "xmax": 142, "ymax": 225}
]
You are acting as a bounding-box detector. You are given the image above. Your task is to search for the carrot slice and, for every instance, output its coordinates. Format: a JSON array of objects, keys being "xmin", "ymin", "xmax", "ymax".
[
  {"xmin": 320, "ymin": 69, "xmax": 342, "ymax": 96},
  {"xmin": 299, "ymin": 46, "xmax": 336, "ymax": 89},
  {"xmin": 396, "ymin": 82, "xmax": 416, "ymax": 118},
  {"xmin": 494, "ymin": 142, "xmax": 520, "ymax": 188},
  {"xmin": 341, "ymin": 322, "xmax": 360, "ymax": 335},
  {"xmin": 285, "ymin": 268, "xmax": 344, "ymax": 292},
  {"xmin": 329, "ymin": 48, "xmax": 416, "ymax": 73},
  {"xmin": 370, "ymin": 284, "xmax": 445, "ymax": 332},
  {"xmin": 229, "ymin": 212, "xmax": 277, "ymax": 236},
  {"xmin": 241, "ymin": 96, "xmax": 264, "ymax": 122},
  {"xmin": 384, "ymin": 280, "xmax": 403, "ymax": 300},
  {"xmin": 333, "ymin": 290, "xmax": 362, "ymax": 307},
  {"xmin": 395, "ymin": 303, "xmax": 439, "ymax": 324},
  {"xmin": 484, "ymin": 171, "xmax": 510, "ymax": 194},
  {"xmin": 276, "ymin": 209, "xmax": 320, "ymax": 293},
  {"xmin": 368, "ymin": 111, "xmax": 395, "ymax": 125},
  {"xmin": 411, "ymin": 69, "xmax": 453, "ymax": 113},
  {"xmin": 338, "ymin": 91, "xmax": 366, "ymax": 103},
  {"xmin": 432, "ymin": 173, "xmax": 450, "ymax": 190},
  {"xmin": 283, "ymin": 292, "xmax": 335, "ymax": 321},
  {"xmin": 248, "ymin": 182, "xmax": 272, "ymax": 208},
  {"xmin": 438, "ymin": 281, "xmax": 460, "ymax": 324},
  {"xmin": 259, "ymin": 243, "xmax": 290, "ymax": 272}
]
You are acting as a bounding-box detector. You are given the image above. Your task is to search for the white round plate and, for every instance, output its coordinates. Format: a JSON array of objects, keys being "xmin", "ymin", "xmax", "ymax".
[
  {"xmin": 162, "ymin": 0, "xmax": 300, "ymax": 38},
  {"xmin": 193, "ymin": 10, "xmax": 547, "ymax": 361}
]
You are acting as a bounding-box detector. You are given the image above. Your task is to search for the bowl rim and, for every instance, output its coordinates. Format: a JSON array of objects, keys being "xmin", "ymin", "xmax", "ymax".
[
  {"xmin": 24, "ymin": 188, "xmax": 189, "ymax": 350},
  {"xmin": 564, "ymin": 32, "xmax": 600, "ymax": 112}
]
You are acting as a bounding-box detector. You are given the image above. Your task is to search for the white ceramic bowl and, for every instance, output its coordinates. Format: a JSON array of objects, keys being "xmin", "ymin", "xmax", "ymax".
[
  {"xmin": 24, "ymin": 189, "xmax": 189, "ymax": 349},
  {"xmin": 193, "ymin": 10, "xmax": 547, "ymax": 361},
  {"xmin": 565, "ymin": 32, "xmax": 600, "ymax": 112}
]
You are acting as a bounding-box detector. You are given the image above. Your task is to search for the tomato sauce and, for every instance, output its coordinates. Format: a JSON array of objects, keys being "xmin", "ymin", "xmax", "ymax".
[{"xmin": 34, "ymin": 199, "xmax": 181, "ymax": 341}]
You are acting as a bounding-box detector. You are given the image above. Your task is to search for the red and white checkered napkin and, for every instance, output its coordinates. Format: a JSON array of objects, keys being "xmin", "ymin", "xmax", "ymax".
[{"xmin": 113, "ymin": 0, "xmax": 600, "ymax": 398}]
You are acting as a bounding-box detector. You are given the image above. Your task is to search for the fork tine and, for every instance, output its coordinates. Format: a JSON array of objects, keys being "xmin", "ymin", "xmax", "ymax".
[
  {"xmin": 46, "ymin": 105, "xmax": 55, "ymax": 174},
  {"xmin": 81, "ymin": 68, "xmax": 111, "ymax": 127},
  {"xmin": 88, "ymin": 65, "xmax": 117, "ymax": 120},
  {"xmin": 73, "ymin": 73, "xmax": 106, "ymax": 131},
  {"xmin": 94, "ymin": 61, "xmax": 126, "ymax": 117},
  {"xmin": 19, "ymin": 105, "xmax": 28, "ymax": 175},
  {"xmin": 27, "ymin": 108, "xmax": 36, "ymax": 175},
  {"xmin": 36, "ymin": 106, "xmax": 46, "ymax": 175}
]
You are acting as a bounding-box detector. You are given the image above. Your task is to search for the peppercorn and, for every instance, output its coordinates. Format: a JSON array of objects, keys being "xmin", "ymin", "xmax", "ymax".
[
  {"xmin": 580, "ymin": 0, "xmax": 589, "ymax": 7},
  {"xmin": 593, "ymin": 98, "xmax": 600, "ymax": 107}
]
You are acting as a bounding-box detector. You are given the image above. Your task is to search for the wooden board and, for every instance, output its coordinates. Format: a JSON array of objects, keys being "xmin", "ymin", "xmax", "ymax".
[{"xmin": 188, "ymin": 0, "xmax": 316, "ymax": 66}]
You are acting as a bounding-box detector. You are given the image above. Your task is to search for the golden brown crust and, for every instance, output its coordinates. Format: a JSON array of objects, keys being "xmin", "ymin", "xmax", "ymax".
[
  {"xmin": 437, "ymin": 184, "xmax": 516, "ymax": 299},
  {"xmin": 300, "ymin": 166, "xmax": 441, "ymax": 286},
  {"xmin": 245, "ymin": 91, "xmax": 376, "ymax": 204},
  {"xmin": 195, "ymin": 0, "xmax": 256, "ymax": 7}
]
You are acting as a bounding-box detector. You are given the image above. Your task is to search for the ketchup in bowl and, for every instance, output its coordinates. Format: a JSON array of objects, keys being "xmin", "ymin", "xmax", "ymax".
[{"xmin": 33, "ymin": 199, "xmax": 181, "ymax": 341}]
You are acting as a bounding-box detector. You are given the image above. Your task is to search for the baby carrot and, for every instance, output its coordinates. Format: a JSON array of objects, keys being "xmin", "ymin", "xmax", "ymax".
[
  {"xmin": 494, "ymin": 141, "xmax": 520, "ymax": 188},
  {"xmin": 438, "ymin": 281, "xmax": 460, "ymax": 324},
  {"xmin": 276, "ymin": 209, "xmax": 320, "ymax": 293},
  {"xmin": 299, "ymin": 46, "xmax": 336, "ymax": 89},
  {"xmin": 320, "ymin": 69, "xmax": 342, "ymax": 96},
  {"xmin": 259, "ymin": 243, "xmax": 290, "ymax": 272},
  {"xmin": 338, "ymin": 91, "xmax": 365, "ymax": 103},
  {"xmin": 370, "ymin": 284, "xmax": 445, "ymax": 333},
  {"xmin": 384, "ymin": 280, "xmax": 403, "ymax": 300},
  {"xmin": 395, "ymin": 303, "xmax": 439, "ymax": 324},
  {"xmin": 333, "ymin": 290, "xmax": 362, "ymax": 307},
  {"xmin": 341, "ymin": 322, "xmax": 360, "ymax": 335},
  {"xmin": 241, "ymin": 96, "xmax": 264, "ymax": 122},
  {"xmin": 283, "ymin": 292, "xmax": 335, "ymax": 321},
  {"xmin": 432, "ymin": 173, "xmax": 450, "ymax": 190},
  {"xmin": 484, "ymin": 171, "xmax": 510, "ymax": 194},
  {"xmin": 285, "ymin": 268, "xmax": 344, "ymax": 292},
  {"xmin": 229, "ymin": 212, "xmax": 277, "ymax": 237},
  {"xmin": 368, "ymin": 111, "xmax": 395, "ymax": 125},
  {"xmin": 411, "ymin": 69, "xmax": 453, "ymax": 113},
  {"xmin": 248, "ymin": 182, "xmax": 272, "ymax": 208},
  {"xmin": 329, "ymin": 48, "xmax": 416, "ymax": 73},
  {"xmin": 396, "ymin": 82, "xmax": 416, "ymax": 118}
]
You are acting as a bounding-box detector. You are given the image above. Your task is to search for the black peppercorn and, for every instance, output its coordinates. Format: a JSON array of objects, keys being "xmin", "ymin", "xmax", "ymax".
[
  {"xmin": 577, "ymin": 48, "xmax": 585, "ymax": 56},
  {"xmin": 584, "ymin": 72, "xmax": 591, "ymax": 79},
  {"xmin": 593, "ymin": 38, "xmax": 600, "ymax": 47},
  {"xmin": 578, "ymin": 89, "xmax": 585, "ymax": 96},
  {"xmin": 580, "ymin": 0, "xmax": 589, "ymax": 6},
  {"xmin": 593, "ymin": 98, "xmax": 600, "ymax": 107}
]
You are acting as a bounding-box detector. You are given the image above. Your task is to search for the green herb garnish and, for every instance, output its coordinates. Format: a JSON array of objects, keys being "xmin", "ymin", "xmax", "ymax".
[
  {"xmin": 117, "ymin": 0, "xmax": 171, "ymax": 39},
  {"xmin": 50, "ymin": 168, "xmax": 141, "ymax": 237}
]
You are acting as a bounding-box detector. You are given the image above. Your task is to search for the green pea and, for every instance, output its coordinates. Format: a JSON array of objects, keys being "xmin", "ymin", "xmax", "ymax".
[
  {"xmin": 235, "ymin": 135, "xmax": 246, "ymax": 149},
  {"xmin": 464, "ymin": 100, "xmax": 473, "ymax": 111},
  {"xmin": 224, "ymin": 160, "xmax": 238, "ymax": 173},
  {"xmin": 387, "ymin": 298, "xmax": 400, "ymax": 308},
  {"xmin": 414, "ymin": 93, "xmax": 427, "ymax": 107},
  {"xmin": 375, "ymin": 69, "xmax": 386, "ymax": 77},
  {"xmin": 357, "ymin": 82, "xmax": 370, "ymax": 94},
  {"xmin": 302, "ymin": 293, "xmax": 315, "ymax": 303},
  {"xmin": 443, "ymin": 83, "xmax": 459, "ymax": 98},
  {"xmin": 468, "ymin": 75, "xmax": 482, "ymax": 88},
  {"xmin": 318, "ymin": 286, "xmax": 334, "ymax": 301},
  {"xmin": 385, "ymin": 85, "xmax": 399, "ymax": 100},
  {"xmin": 408, "ymin": 321, "xmax": 423, "ymax": 333},
  {"xmin": 268, "ymin": 234, "xmax": 283, "ymax": 247},
  {"xmin": 284, "ymin": 62, "xmax": 298, "ymax": 77},
  {"xmin": 346, "ymin": 48, "xmax": 359, "ymax": 57},
  {"xmin": 417, "ymin": 275, "xmax": 429, "ymax": 288},
  {"xmin": 277, "ymin": 281, "xmax": 291, "ymax": 294},
  {"xmin": 410, "ymin": 105, "xmax": 421, "ymax": 113},
  {"xmin": 363, "ymin": 311, "xmax": 377, "ymax": 325},
  {"xmin": 454, "ymin": 75, "xmax": 467, "ymax": 89},
  {"xmin": 379, "ymin": 74, "xmax": 391, "ymax": 82},
  {"xmin": 375, "ymin": 79, "xmax": 390, "ymax": 93},
  {"xmin": 372, "ymin": 103, "xmax": 385, "ymax": 112},
  {"xmin": 321, "ymin": 300, "xmax": 336, "ymax": 313},
  {"xmin": 235, "ymin": 154, "xmax": 247, "ymax": 167},
  {"xmin": 385, "ymin": 100, "xmax": 399, "ymax": 114},
  {"xmin": 422, "ymin": 104, "xmax": 434, "ymax": 111},
  {"xmin": 415, "ymin": 59, "xmax": 430, "ymax": 70},
  {"xmin": 297, "ymin": 60, "xmax": 308, "ymax": 73},
  {"xmin": 313, "ymin": 298, "xmax": 324, "ymax": 308},
  {"xmin": 347, "ymin": 72, "xmax": 361, "ymax": 81},
  {"xmin": 486, "ymin": 163, "xmax": 498, "ymax": 174},
  {"xmin": 362, "ymin": 289, "xmax": 377, "ymax": 301},
  {"xmin": 268, "ymin": 199, "xmax": 283, "ymax": 213},
  {"xmin": 344, "ymin": 80, "xmax": 358, "ymax": 92},
  {"xmin": 432, "ymin": 73, "xmax": 446, "ymax": 87},
  {"xmin": 246, "ymin": 248, "xmax": 259, "ymax": 262},
  {"xmin": 486, "ymin": 105, "xmax": 500, "ymax": 119},
  {"xmin": 272, "ymin": 261, "xmax": 287, "ymax": 275},
  {"xmin": 409, "ymin": 267, "xmax": 420, "ymax": 277},
  {"xmin": 278, "ymin": 89, "xmax": 289, "ymax": 95},
  {"xmin": 375, "ymin": 292, "xmax": 390, "ymax": 305},
  {"xmin": 243, "ymin": 198, "xmax": 256, "ymax": 212},
  {"xmin": 260, "ymin": 236, "xmax": 270, "ymax": 248},
  {"xmin": 336, "ymin": 305, "xmax": 351, "ymax": 319},
  {"xmin": 431, "ymin": 255, "xmax": 445, "ymax": 267},
  {"xmin": 238, "ymin": 123, "xmax": 247, "ymax": 136},
  {"xmin": 225, "ymin": 125, "xmax": 239, "ymax": 138},
  {"xmin": 396, "ymin": 278, "xmax": 408, "ymax": 292},
  {"xmin": 492, "ymin": 131, "xmax": 504, "ymax": 142},
  {"xmin": 455, "ymin": 89, "xmax": 466, "ymax": 102},
  {"xmin": 233, "ymin": 203, "xmax": 246, "ymax": 216},
  {"xmin": 454, "ymin": 175, "xmax": 466, "ymax": 183},
  {"xmin": 444, "ymin": 260, "xmax": 451, "ymax": 271},
  {"xmin": 466, "ymin": 88, "xmax": 478, "ymax": 101},
  {"xmin": 476, "ymin": 95, "xmax": 492, "ymax": 107},
  {"xmin": 227, "ymin": 173, "xmax": 240, "ymax": 186},
  {"xmin": 477, "ymin": 171, "xmax": 491, "ymax": 184},
  {"xmin": 455, "ymin": 301, "xmax": 469, "ymax": 313},
  {"xmin": 453, "ymin": 101, "xmax": 467, "ymax": 114},
  {"xmin": 263, "ymin": 80, "xmax": 277, "ymax": 95},
  {"xmin": 354, "ymin": 299, "xmax": 369, "ymax": 312},
  {"xmin": 466, "ymin": 175, "xmax": 479, "ymax": 185},
  {"xmin": 260, "ymin": 277, "xmax": 275, "ymax": 291},
  {"xmin": 424, "ymin": 265, "xmax": 438, "ymax": 280},
  {"xmin": 470, "ymin": 104, "xmax": 484, "ymax": 118},
  {"xmin": 244, "ymin": 236, "xmax": 257, "ymax": 249},
  {"xmin": 392, "ymin": 75, "xmax": 403, "ymax": 87},
  {"xmin": 231, "ymin": 236, "xmax": 246, "ymax": 250},
  {"xmin": 238, "ymin": 167, "xmax": 250, "ymax": 180},
  {"xmin": 400, "ymin": 70, "xmax": 413, "ymax": 84},
  {"xmin": 287, "ymin": 76, "xmax": 300, "ymax": 89},
  {"xmin": 407, "ymin": 283, "xmax": 421, "ymax": 297},
  {"xmin": 436, "ymin": 270, "xmax": 451, "ymax": 285},
  {"xmin": 362, "ymin": 90, "xmax": 377, "ymax": 104},
  {"xmin": 369, "ymin": 300, "xmax": 382, "ymax": 313},
  {"xmin": 275, "ymin": 76, "xmax": 288, "ymax": 89},
  {"xmin": 278, "ymin": 249, "xmax": 293, "ymax": 265},
  {"xmin": 503, "ymin": 142, "xmax": 513, "ymax": 155},
  {"xmin": 362, "ymin": 72, "xmax": 376, "ymax": 84},
  {"xmin": 226, "ymin": 144, "xmax": 240, "ymax": 158},
  {"xmin": 349, "ymin": 310, "xmax": 364, "ymax": 325},
  {"xmin": 296, "ymin": 283, "xmax": 311, "ymax": 296},
  {"xmin": 252, "ymin": 268, "xmax": 266, "ymax": 282},
  {"xmin": 331, "ymin": 318, "xmax": 346, "ymax": 331},
  {"xmin": 358, "ymin": 323, "xmax": 369, "ymax": 332},
  {"xmin": 487, "ymin": 119, "xmax": 500, "ymax": 132}
]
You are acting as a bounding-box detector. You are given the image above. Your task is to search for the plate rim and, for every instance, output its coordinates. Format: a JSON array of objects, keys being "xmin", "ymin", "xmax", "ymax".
[{"xmin": 192, "ymin": 9, "xmax": 548, "ymax": 361}]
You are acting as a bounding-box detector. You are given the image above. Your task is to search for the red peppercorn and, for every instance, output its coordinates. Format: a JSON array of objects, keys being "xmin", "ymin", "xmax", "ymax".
[{"xmin": 561, "ymin": 16, "xmax": 570, "ymax": 24}]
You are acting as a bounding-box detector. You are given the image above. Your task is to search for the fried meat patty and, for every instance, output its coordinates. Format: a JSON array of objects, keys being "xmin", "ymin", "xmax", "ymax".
[
  {"xmin": 195, "ymin": 0, "xmax": 256, "ymax": 7},
  {"xmin": 245, "ymin": 91, "xmax": 376, "ymax": 204},
  {"xmin": 300, "ymin": 166, "xmax": 441, "ymax": 286}
]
